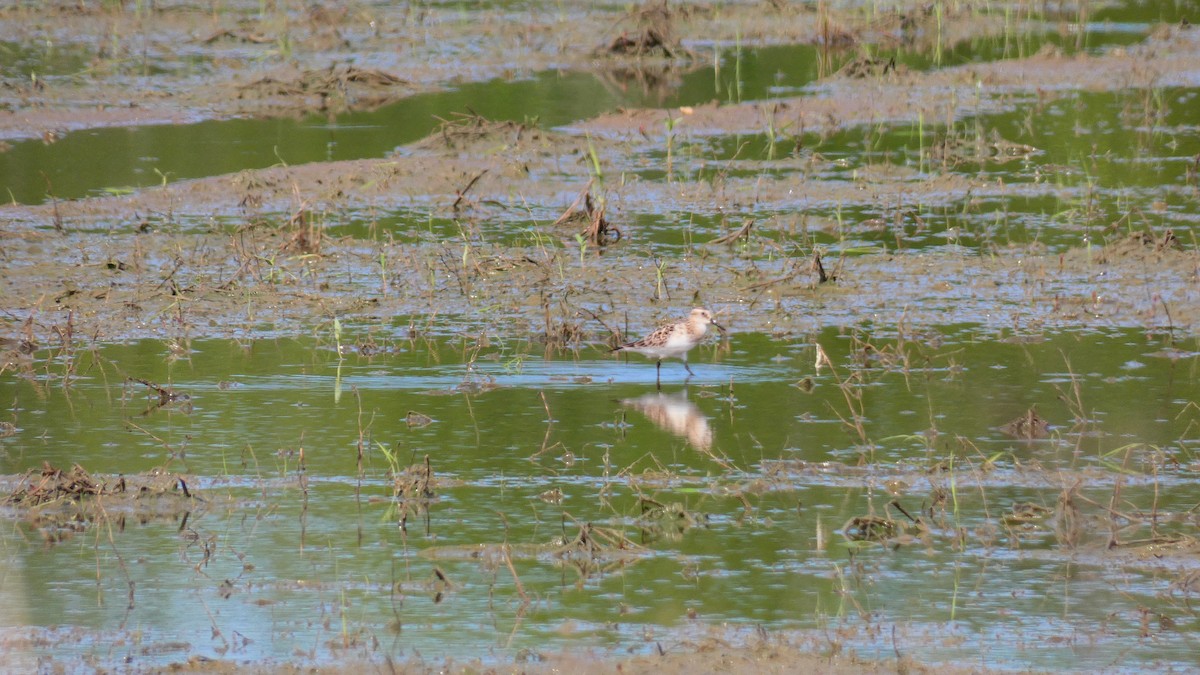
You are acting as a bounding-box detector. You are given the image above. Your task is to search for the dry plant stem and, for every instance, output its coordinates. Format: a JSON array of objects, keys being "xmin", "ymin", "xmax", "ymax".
[
  {"xmin": 743, "ymin": 257, "xmax": 808, "ymax": 291},
  {"xmin": 297, "ymin": 430, "xmax": 308, "ymax": 497},
  {"xmin": 388, "ymin": 558, "xmax": 405, "ymax": 633},
  {"xmin": 1069, "ymin": 486, "xmax": 1137, "ymax": 523},
  {"xmin": 820, "ymin": 356, "xmax": 870, "ymax": 447},
  {"xmin": 503, "ymin": 546, "xmax": 530, "ymax": 607},
  {"xmin": 1150, "ymin": 451, "xmax": 1162, "ymax": 537},
  {"xmin": 576, "ymin": 305, "xmax": 623, "ymax": 345},
  {"xmin": 527, "ymin": 435, "xmax": 563, "ymax": 462},
  {"xmin": 125, "ymin": 420, "xmax": 183, "ymax": 468},
  {"xmin": 1055, "ymin": 351, "xmax": 1088, "ymax": 427},
  {"xmin": 814, "ymin": 251, "xmax": 829, "ymax": 283},
  {"xmin": 708, "ymin": 218, "xmax": 755, "ymax": 245},
  {"xmin": 1055, "ymin": 480, "xmax": 1082, "ymax": 549},
  {"xmin": 552, "ymin": 180, "xmax": 595, "ymax": 228},
  {"xmin": 452, "ymin": 169, "xmax": 488, "ymax": 210},
  {"xmin": 494, "ymin": 509, "xmax": 530, "ymax": 606},
  {"xmin": 1107, "ymin": 475, "xmax": 1125, "ymax": 547},
  {"xmin": 353, "ymin": 385, "xmax": 366, "ymax": 476},
  {"xmin": 94, "ymin": 503, "xmax": 136, "ymax": 614},
  {"xmin": 1158, "ymin": 295, "xmax": 1176, "ymax": 345},
  {"xmin": 462, "ymin": 387, "xmax": 481, "ymax": 447}
]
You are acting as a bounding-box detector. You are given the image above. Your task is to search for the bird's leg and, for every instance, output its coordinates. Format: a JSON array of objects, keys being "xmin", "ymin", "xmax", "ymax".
[
  {"xmin": 683, "ymin": 359, "xmax": 695, "ymax": 377},
  {"xmin": 656, "ymin": 360, "xmax": 663, "ymax": 390}
]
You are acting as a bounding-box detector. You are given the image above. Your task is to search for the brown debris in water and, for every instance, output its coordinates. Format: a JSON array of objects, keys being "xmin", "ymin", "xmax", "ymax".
[
  {"xmin": 743, "ymin": 251, "xmax": 837, "ymax": 292},
  {"xmin": 553, "ymin": 183, "xmax": 620, "ymax": 246},
  {"xmin": 235, "ymin": 64, "xmax": 410, "ymax": 113},
  {"xmin": 131, "ymin": 377, "xmax": 191, "ymax": 409},
  {"xmin": 394, "ymin": 455, "xmax": 438, "ymax": 534},
  {"xmin": 600, "ymin": 1, "xmax": 695, "ymax": 60},
  {"xmin": 604, "ymin": 28, "xmax": 682, "ymax": 58},
  {"xmin": 929, "ymin": 128, "xmax": 1039, "ymax": 167},
  {"xmin": 0, "ymin": 337, "xmax": 37, "ymax": 355},
  {"xmin": 200, "ymin": 28, "xmax": 273, "ymax": 45},
  {"xmin": 1094, "ymin": 229, "xmax": 1182, "ymax": 263},
  {"xmin": 842, "ymin": 514, "xmax": 897, "ymax": 542},
  {"xmin": 593, "ymin": 59, "xmax": 695, "ymax": 101},
  {"xmin": 281, "ymin": 204, "xmax": 324, "ymax": 255},
  {"xmin": 537, "ymin": 297, "xmax": 586, "ymax": 349},
  {"xmin": 1003, "ymin": 502, "xmax": 1052, "ymax": 526},
  {"xmin": 1111, "ymin": 532, "xmax": 1198, "ymax": 558},
  {"xmin": 2, "ymin": 462, "xmax": 200, "ymax": 542},
  {"xmin": 707, "ymin": 218, "xmax": 755, "ymax": 246},
  {"xmin": 4, "ymin": 462, "xmax": 116, "ymax": 507},
  {"xmin": 1053, "ymin": 228, "xmax": 1190, "ymax": 271},
  {"xmin": 638, "ymin": 497, "xmax": 706, "ymax": 541},
  {"xmin": 1002, "ymin": 407, "xmax": 1050, "ymax": 439},
  {"xmin": 405, "ymin": 411, "xmax": 434, "ymax": 428},
  {"xmin": 555, "ymin": 521, "xmax": 643, "ymax": 560},
  {"xmin": 422, "ymin": 111, "xmax": 533, "ymax": 150},
  {"xmin": 842, "ymin": 500, "xmax": 928, "ymax": 547},
  {"xmin": 835, "ymin": 55, "xmax": 897, "ymax": 79},
  {"xmin": 394, "ymin": 455, "xmax": 436, "ymax": 503}
]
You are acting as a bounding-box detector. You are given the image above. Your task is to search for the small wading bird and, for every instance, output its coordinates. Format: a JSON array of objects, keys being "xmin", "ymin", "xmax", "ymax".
[{"xmin": 612, "ymin": 308, "xmax": 725, "ymax": 383}]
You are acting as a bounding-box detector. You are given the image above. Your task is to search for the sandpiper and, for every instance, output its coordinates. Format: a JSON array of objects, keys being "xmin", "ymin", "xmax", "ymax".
[{"xmin": 612, "ymin": 308, "xmax": 724, "ymax": 381}]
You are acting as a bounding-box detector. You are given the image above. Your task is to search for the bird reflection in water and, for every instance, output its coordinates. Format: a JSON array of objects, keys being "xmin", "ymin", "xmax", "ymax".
[{"xmin": 619, "ymin": 387, "xmax": 713, "ymax": 452}]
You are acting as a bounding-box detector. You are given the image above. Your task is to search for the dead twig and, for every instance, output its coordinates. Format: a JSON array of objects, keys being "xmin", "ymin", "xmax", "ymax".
[
  {"xmin": 708, "ymin": 218, "xmax": 754, "ymax": 245},
  {"xmin": 553, "ymin": 182, "xmax": 620, "ymax": 246},
  {"xmin": 452, "ymin": 170, "xmax": 488, "ymax": 211}
]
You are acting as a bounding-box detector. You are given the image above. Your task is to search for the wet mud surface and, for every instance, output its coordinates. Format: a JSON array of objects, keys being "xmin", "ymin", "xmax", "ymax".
[
  {"xmin": 1, "ymin": 98, "xmax": 1195, "ymax": 348},
  {"xmin": 2, "ymin": 6, "xmax": 1198, "ymax": 347},
  {"xmin": 2, "ymin": 1, "xmax": 1200, "ymax": 672}
]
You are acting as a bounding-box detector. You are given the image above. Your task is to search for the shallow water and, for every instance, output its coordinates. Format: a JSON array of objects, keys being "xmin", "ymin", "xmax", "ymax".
[
  {"xmin": 634, "ymin": 84, "xmax": 1200, "ymax": 253},
  {"xmin": 0, "ymin": 17, "xmax": 1147, "ymax": 206},
  {"xmin": 2, "ymin": 326, "xmax": 1199, "ymax": 669},
  {"xmin": 227, "ymin": 79, "xmax": 1200, "ymax": 258}
]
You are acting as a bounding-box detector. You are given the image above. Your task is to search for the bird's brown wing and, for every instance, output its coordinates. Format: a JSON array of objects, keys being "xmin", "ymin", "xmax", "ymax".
[{"xmin": 618, "ymin": 322, "xmax": 675, "ymax": 350}]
